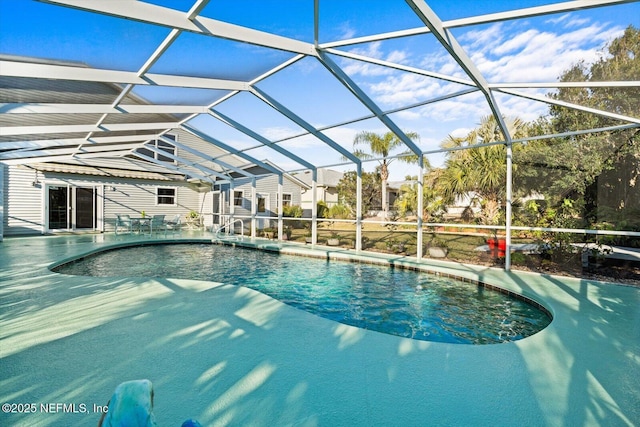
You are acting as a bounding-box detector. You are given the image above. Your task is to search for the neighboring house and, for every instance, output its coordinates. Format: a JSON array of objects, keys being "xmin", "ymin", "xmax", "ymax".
[
  {"xmin": 296, "ymin": 168, "xmax": 343, "ymax": 216},
  {"xmin": 217, "ymin": 161, "xmax": 310, "ymax": 231}
]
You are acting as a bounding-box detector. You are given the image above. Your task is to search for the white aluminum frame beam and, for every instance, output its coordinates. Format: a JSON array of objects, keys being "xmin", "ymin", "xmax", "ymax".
[
  {"xmin": 0, "ymin": 103, "xmax": 210, "ymax": 115},
  {"xmin": 497, "ymin": 88, "xmax": 640, "ymax": 124},
  {"xmin": 163, "ymin": 136, "xmax": 254, "ymax": 178},
  {"xmin": 39, "ymin": 0, "xmax": 317, "ymax": 56},
  {"xmin": 131, "ymin": 151, "xmax": 214, "ymax": 184},
  {"xmin": 0, "ymin": 60, "xmax": 247, "ymax": 91},
  {"xmin": 208, "ymin": 108, "xmax": 316, "ymax": 171},
  {"xmin": 245, "ymin": 88, "xmax": 479, "ymax": 153},
  {"xmin": 0, "ymin": 142, "xmax": 145, "ymax": 160},
  {"xmin": 1, "ymin": 154, "xmax": 74, "ymax": 165},
  {"xmin": 172, "ymin": 55, "xmax": 308, "ymax": 141},
  {"xmin": 181, "ymin": 124, "xmax": 282, "ymax": 176},
  {"xmin": 0, "ymin": 121, "xmax": 180, "ymax": 137},
  {"xmin": 249, "ymin": 86, "xmax": 362, "ymax": 165},
  {"xmin": 323, "ymin": 48, "xmax": 476, "ymax": 88},
  {"xmin": 490, "ymin": 81, "xmax": 640, "ymax": 89},
  {"xmin": 405, "ymin": 0, "xmax": 512, "ymax": 142},
  {"xmin": 316, "ymin": 51, "xmax": 423, "ymax": 156},
  {"xmin": 0, "ymin": 134, "xmax": 160, "ymax": 151},
  {"xmin": 73, "ymin": 149, "xmax": 135, "ymax": 159},
  {"xmin": 325, "ymin": 0, "xmax": 634, "ymax": 48},
  {"xmin": 140, "ymin": 144, "xmax": 229, "ymax": 181}
]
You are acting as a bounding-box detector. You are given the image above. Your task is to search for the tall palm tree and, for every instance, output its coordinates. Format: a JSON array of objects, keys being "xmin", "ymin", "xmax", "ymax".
[
  {"xmin": 438, "ymin": 115, "xmax": 527, "ymax": 225},
  {"xmin": 351, "ymin": 130, "xmax": 421, "ymax": 218}
]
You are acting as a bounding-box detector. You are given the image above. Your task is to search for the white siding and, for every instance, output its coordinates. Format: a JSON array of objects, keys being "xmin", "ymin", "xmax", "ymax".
[
  {"xmin": 5, "ymin": 166, "xmax": 44, "ymax": 235},
  {"xmin": 103, "ymin": 181, "xmax": 199, "ymax": 231},
  {"xmin": 226, "ymin": 174, "xmax": 302, "ymax": 219},
  {"xmin": 0, "ymin": 163, "xmax": 5, "ymax": 240},
  {"xmin": 3, "ymin": 165, "xmax": 201, "ymax": 235}
]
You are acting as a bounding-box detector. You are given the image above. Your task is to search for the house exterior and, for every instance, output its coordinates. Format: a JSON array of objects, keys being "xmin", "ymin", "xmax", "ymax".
[
  {"xmin": 217, "ymin": 162, "xmax": 310, "ymax": 231},
  {"xmin": 1, "ymin": 140, "xmax": 315, "ymax": 238},
  {"xmin": 296, "ymin": 168, "xmax": 343, "ymax": 216},
  {"xmin": 1, "ymin": 156, "xmax": 204, "ymax": 237},
  {"xmin": 0, "ymin": 57, "xmax": 296, "ymax": 239}
]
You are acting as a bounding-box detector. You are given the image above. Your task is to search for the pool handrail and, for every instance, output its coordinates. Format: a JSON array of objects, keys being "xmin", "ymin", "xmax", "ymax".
[{"xmin": 214, "ymin": 218, "xmax": 244, "ymax": 240}]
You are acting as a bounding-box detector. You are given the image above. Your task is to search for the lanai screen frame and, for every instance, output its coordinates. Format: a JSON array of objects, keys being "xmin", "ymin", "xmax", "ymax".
[{"xmin": 1, "ymin": 0, "xmax": 639, "ymax": 271}]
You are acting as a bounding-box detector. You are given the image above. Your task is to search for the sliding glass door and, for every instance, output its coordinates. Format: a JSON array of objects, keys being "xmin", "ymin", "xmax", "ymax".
[
  {"xmin": 47, "ymin": 185, "xmax": 68, "ymax": 230},
  {"xmin": 74, "ymin": 187, "xmax": 95, "ymax": 229},
  {"xmin": 47, "ymin": 185, "xmax": 96, "ymax": 231}
]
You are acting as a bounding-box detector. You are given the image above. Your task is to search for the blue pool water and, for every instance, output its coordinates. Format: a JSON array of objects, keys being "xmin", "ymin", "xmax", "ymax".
[{"xmin": 54, "ymin": 243, "xmax": 551, "ymax": 344}]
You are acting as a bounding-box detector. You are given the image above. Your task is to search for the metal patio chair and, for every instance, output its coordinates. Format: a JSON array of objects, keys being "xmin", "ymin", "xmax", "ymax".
[
  {"xmin": 164, "ymin": 214, "xmax": 182, "ymax": 237},
  {"xmin": 115, "ymin": 214, "xmax": 139, "ymax": 235}
]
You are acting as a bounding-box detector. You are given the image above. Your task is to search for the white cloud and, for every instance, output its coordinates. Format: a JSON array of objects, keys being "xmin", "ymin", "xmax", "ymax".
[
  {"xmin": 495, "ymin": 92, "xmax": 549, "ymax": 122},
  {"xmin": 450, "ymin": 127, "xmax": 473, "ymax": 138},
  {"xmin": 260, "ymin": 126, "xmax": 300, "ymax": 141},
  {"xmin": 337, "ymin": 22, "xmax": 356, "ymax": 40},
  {"xmin": 459, "ymin": 23, "xmax": 506, "ymax": 55},
  {"xmin": 333, "ymin": 14, "xmax": 627, "ymax": 144},
  {"xmin": 342, "ymin": 42, "xmax": 412, "ymax": 77},
  {"xmin": 395, "ymin": 110, "xmax": 422, "ymax": 121},
  {"xmin": 386, "ymin": 49, "xmax": 408, "ymax": 64},
  {"xmin": 564, "ymin": 17, "xmax": 591, "ymax": 28},
  {"xmin": 493, "ymin": 29, "xmax": 540, "ymax": 55},
  {"xmin": 545, "ymin": 14, "xmax": 571, "ymax": 25},
  {"xmin": 278, "ymin": 134, "xmax": 325, "ymax": 149},
  {"xmin": 545, "ymin": 13, "xmax": 590, "ymax": 28},
  {"xmin": 462, "ymin": 22, "xmax": 625, "ymax": 83},
  {"xmin": 323, "ymin": 126, "xmax": 360, "ymax": 148},
  {"xmin": 369, "ymin": 73, "xmax": 444, "ymax": 106}
]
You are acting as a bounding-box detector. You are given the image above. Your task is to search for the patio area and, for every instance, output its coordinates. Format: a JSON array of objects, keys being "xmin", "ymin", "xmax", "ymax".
[{"xmin": 0, "ymin": 233, "xmax": 638, "ymax": 426}]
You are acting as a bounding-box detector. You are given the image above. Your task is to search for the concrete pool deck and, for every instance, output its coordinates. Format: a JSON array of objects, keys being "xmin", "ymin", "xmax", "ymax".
[{"xmin": 0, "ymin": 233, "xmax": 638, "ymax": 426}]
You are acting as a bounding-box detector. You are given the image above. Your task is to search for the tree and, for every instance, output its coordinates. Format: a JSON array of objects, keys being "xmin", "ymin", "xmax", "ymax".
[
  {"xmin": 349, "ymin": 131, "xmax": 421, "ymax": 218},
  {"xmin": 438, "ymin": 115, "xmax": 528, "ymax": 225},
  {"xmin": 518, "ymin": 26, "xmax": 640, "ymax": 230},
  {"xmin": 394, "ymin": 173, "xmax": 447, "ymax": 221},
  {"xmin": 336, "ymin": 170, "xmax": 381, "ymax": 215}
]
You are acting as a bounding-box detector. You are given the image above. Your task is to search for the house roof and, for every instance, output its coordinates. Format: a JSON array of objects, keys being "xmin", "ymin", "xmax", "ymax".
[
  {"xmin": 1, "ymin": 1, "xmax": 638, "ymax": 183},
  {"xmin": 295, "ymin": 168, "xmax": 344, "ymax": 188}
]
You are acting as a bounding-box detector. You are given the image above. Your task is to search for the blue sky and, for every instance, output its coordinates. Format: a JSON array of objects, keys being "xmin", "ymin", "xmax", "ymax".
[{"xmin": 1, "ymin": 0, "xmax": 639, "ymax": 180}]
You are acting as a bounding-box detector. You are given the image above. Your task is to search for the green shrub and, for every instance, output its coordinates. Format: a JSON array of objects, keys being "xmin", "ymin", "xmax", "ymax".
[
  {"xmin": 328, "ymin": 203, "xmax": 352, "ymax": 219},
  {"xmin": 317, "ymin": 201, "xmax": 328, "ymax": 219},
  {"xmin": 283, "ymin": 204, "xmax": 303, "ymax": 218}
]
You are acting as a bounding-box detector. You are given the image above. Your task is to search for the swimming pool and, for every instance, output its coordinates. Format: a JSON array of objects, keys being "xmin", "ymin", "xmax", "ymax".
[{"xmin": 54, "ymin": 243, "xmax": 551, "ymax": 344}]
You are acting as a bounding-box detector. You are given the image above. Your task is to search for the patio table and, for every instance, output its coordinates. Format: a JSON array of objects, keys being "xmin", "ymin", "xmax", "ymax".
[{"xmin": 132, "ymin": 217, "xmax": 154, "ymax": 235}]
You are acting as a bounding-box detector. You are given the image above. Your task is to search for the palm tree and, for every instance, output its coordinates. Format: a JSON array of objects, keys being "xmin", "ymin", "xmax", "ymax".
[
  {"xmin": 350, "ymin": 130, "xmax": 421, "ymax": 218},
  {"xmin": 438, "ymin": 115, "xmax": 527, "ymax": 225},
  {"xmin": 394, "ymin": 172, "xmax": 447, "ymax": 220}
]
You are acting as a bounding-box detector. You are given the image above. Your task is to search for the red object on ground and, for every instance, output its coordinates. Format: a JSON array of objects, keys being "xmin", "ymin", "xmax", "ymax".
[
  {"xmin": 487, "ymin": 238, "xmax": 506, "ymax": 258},
  {"xmin": 497, "ymin": 239, "xmax": 506, "ymax": 257}
]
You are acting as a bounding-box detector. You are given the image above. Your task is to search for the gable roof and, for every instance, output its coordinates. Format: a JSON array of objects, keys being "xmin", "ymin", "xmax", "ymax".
[{"xmin": 295, "ymin": 168, "xmax": 344, "ymax": 188}]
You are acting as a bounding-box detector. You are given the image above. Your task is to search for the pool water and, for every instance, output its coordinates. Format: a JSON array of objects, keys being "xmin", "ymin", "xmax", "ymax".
[{"xmin": 54, "ymin": 243, "xmax": 551, "ymax": 344}]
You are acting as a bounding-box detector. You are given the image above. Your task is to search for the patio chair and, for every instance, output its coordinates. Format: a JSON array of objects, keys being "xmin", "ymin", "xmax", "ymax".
[
  {"xmin": 151, "ymin": 214, "xmax": 166, "ymax": 236},
  {"xmin": 115, "ymin": 214, "xmax": 139, "ymax": 235},
  {"xmin": 164, "ymin": 214, "xmax": 182, "ymax": 236}
]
